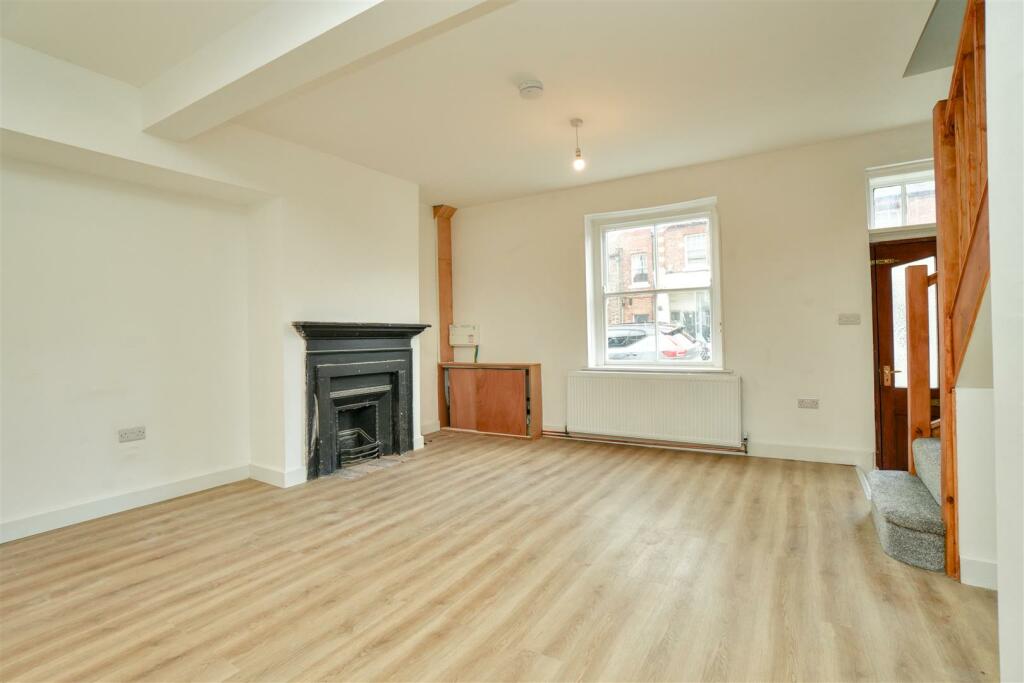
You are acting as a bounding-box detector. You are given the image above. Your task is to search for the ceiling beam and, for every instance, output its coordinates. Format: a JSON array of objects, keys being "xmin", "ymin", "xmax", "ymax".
[{"xmin": 142, "ymin": 0, "xmax": 512, "ymax": 142}]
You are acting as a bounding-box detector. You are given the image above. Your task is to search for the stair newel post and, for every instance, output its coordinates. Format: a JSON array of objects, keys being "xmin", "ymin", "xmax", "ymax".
[{"xmin": 906, "ymin": 264, "xmax": 931, "ymax": 476}]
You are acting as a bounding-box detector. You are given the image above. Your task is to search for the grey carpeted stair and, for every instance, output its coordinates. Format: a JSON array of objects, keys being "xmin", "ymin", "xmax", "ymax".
[
  {"xmin": 866, "ymin": 439, "xmax": 945, "ymax": 571},
  {"xmin": 913, "ymin": 437, "xmax": 942, "ymax": 505}
]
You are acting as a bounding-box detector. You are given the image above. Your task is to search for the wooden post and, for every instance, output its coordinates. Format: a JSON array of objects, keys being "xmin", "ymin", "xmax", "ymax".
[
  {"xmin": 906, "ymin": 265, "xmax": 930, "ymax": 476},
  {"xmin": 934, "ymin": 99, "xmax": 962, "ymax": 580},
  {"xmin": 433, "ymin": 205, "xmax": 457, "ymax": 428}
]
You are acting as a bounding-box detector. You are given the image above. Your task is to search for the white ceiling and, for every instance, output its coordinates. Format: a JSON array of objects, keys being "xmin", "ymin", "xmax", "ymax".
[
  {"xmin": 240, "ymin": 0, "xmax": 950, "ymax": 206},
  {"xmin": 2, "ymin": 0, "xmax": 950, "ymax": 207},
  {"xmin": 0, "ymin": 0, "xmax": 268, "ymax": 86}
]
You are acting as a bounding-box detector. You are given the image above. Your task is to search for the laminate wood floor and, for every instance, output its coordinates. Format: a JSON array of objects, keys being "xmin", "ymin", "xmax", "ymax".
[{"xmin": 0, "ymin": 432, "xmax": 998, "ymax": 682}]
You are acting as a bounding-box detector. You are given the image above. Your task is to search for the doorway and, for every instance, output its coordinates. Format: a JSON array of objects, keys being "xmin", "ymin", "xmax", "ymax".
[{"xmin": 870, "ymin": 237, "xmax": 940, "ymax": 470}]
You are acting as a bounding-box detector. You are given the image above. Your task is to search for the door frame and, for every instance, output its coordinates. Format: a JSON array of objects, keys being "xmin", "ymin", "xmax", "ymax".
[{"xmin": 869, "ymin": 236, "xmax": 937, "ymax": 470}]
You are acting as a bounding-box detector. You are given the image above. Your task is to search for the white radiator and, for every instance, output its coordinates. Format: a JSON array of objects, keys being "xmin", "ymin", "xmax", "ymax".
[{"xmin": 566, "ymin": 371, "xmax": 743, "ymax": 448}]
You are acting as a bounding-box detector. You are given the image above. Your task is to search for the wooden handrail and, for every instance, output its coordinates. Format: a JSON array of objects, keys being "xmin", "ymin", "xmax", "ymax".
[
  {"xmin": 930, "ymin": 0, "xmax": 988, "ymax": 579},
  {"xmin": 937, "ymin": 0, "xmax": 990, "ymax": 385}
]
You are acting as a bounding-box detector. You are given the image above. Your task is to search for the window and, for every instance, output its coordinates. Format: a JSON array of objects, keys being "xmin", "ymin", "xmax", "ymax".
[
  {"xmin": 585, "ymin": 198, "xmax": 722, "ymax": 368},
  {"xmin": 867, "ymin": 161, "xmax": 936, "ymax": 229}
]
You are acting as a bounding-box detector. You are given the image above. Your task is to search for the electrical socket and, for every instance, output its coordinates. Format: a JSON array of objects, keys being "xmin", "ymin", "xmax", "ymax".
[
  {"xmin": 797, "ymin": 399, "xmax": 820, "ymax": 409},
  {"xmin": 118, "ymin": 426, "xmax": 146, "ymax": 443}
]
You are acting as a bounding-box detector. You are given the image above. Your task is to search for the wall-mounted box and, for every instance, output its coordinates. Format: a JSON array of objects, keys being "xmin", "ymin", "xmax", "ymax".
[{"xmin": 449, "ymin": 324, "xmax": 479, "ymax": 347}]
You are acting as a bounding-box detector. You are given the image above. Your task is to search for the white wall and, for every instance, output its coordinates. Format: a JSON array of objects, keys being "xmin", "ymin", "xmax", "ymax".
[
  {"xmin": 418, "ymin": 203, "xmax": 441, "ymax": 434},
  {"xmin": 955, "ymin": 286, "xmax": 997, "ymax": 589},
  {"xmin": 1, "ymin": 159, "xmax": 251, "ymax": 539},
  {"xmin": 955, "ymin": 387, "xmax": 997, "ymax": 589},
  {"xmin": 449, "ymin": 124, "xmax": 932, "ymax": 468},
  {"xmin": 1, "ymin": 41, "xmax": 425, "ymax": 537},
  {"xmin": 986, "ymin": 0, "xmax": 1024, "ymax": 678}
]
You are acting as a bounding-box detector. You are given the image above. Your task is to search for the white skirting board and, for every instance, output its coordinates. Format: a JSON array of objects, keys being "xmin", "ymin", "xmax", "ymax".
[
  {"xmin": 0, "ymin": 465, "xmax": 251, "ymax": 543},
  {"xmin": 547, "ymin": 422, "xmax": 870, "ymax": 469},
  {"xmin": 249, "ymin": 464, "xmax": 308, "ymax": 488},
  {"xmin": 2, "ymin": 447, "xmax": 445, "ymax": 543},
  {"xmin": 745, "ymin": 441, "xmax": 874, "ymax": 469},
  {"xmin": 960, "ymin": 557, "xmax": 999, "ymax": 590}
]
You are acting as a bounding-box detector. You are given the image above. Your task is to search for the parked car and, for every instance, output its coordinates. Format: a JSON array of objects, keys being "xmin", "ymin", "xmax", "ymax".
[{"xmin": 606, "ymin": 323, "xmax": 709, "ymax": 362}]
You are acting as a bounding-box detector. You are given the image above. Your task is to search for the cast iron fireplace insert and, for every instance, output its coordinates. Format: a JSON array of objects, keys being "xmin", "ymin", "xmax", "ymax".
[{"xmin": 293, "ymin": 322, "xmax": 428, "ymax": 479}]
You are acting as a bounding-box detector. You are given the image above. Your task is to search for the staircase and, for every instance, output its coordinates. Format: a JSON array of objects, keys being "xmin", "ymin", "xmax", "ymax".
[
  {"xmin": 867, "ymin": 438, "xmax": 945, "ymax": 571},
  {"xmin": 867, "ymin": 0, "xmax": 990, "ymax": 579}
]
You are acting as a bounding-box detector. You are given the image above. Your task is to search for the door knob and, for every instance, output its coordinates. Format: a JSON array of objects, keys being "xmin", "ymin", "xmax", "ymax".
[{"xmin": 882, "ymin": 365, "xmax": 902, "ymax": 387}]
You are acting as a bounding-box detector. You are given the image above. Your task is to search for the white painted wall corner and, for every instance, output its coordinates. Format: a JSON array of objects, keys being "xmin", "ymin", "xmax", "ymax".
[
  {"xmin": 960, "ymin": 557, "xmax": 999, "ymax": 591},
  {"xmin": 249, "ymin": 464, "xmax": 308, "ymax": 488},
  {"xmin": 856, "ymin": 467, "xmax": 872, "ymax": 500}
]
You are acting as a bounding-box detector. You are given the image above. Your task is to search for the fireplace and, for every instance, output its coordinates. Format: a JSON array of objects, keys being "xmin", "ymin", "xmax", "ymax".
[{"xmin": 293, "ymin": 322, "xmax": 429, "ymax": 479}]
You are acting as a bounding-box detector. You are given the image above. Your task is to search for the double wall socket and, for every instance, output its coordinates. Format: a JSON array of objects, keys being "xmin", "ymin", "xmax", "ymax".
[
  {"xmin": 118, "ymin": 426, "xmax": 146, "ymax": 443},
  {"xmin": 797, "ymin": 399, "xmax": 820, "ymax": 409}
]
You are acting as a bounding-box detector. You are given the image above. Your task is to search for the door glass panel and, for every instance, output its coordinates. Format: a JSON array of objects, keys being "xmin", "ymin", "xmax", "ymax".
[{"xmin": 891, "ymin": 256, "xmax": 938, "ymax": 388}]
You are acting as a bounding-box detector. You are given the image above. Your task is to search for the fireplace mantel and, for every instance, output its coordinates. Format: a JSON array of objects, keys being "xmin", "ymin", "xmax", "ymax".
[
  {"xmin": 294, "ymin": 321, "xmax": 428, "ymax": 479},
  {"xmin": 293, "ymin": 322, "xmax": 429, "ymax": 340}
]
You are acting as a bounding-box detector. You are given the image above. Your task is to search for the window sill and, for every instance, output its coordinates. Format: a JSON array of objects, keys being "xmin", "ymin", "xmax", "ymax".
[{"xmin": 582, "ymin": 366, "xmax": 733, "ymax": 375}]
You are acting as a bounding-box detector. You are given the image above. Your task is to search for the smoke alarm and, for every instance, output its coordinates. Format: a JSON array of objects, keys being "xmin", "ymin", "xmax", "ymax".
[{"xmin": 518, "ymin": 79, "xmax": 544, "ymax": 99}]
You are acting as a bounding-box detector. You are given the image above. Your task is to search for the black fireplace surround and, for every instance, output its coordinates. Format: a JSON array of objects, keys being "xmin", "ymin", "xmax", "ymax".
[{"xmin": 293, "ymin": 322, "xmax": 428, "ymax": 479}]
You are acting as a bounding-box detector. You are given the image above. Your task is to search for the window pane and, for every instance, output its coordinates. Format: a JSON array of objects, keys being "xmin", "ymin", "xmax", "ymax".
[
  {"xmin": 872, "ymin": 185, "xmax": 903, "ymax": 228},
  {"xmin": 655, "ymin": 290, "xmax": 713, "ymax": 362},
  {"xmin": 605, "ymin": 295, "xmax": 655, "ymax": 362},
  {"xmin": 656, "ymin": 219, "xmax": 711, "ymax": 289},
  {"xmin": 906, "ymin": 180, "xmax": 936, "ymax": 225},
  {"xmin": 890, "ymin": 257, "xmax": 938, "ymax": 389},
  {"xmin": 605, "ymin": 226, "xmax": 653, "ymax": 292}
]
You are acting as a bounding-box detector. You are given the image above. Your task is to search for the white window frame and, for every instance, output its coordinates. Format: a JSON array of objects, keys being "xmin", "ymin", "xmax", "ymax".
[
  {"xmin": 866, "ymin": 159, "xmax": 937, "ymax": 230},
  {"xmin": 584, "ymin": 197, "xmax": 724, "ymax": 371}
]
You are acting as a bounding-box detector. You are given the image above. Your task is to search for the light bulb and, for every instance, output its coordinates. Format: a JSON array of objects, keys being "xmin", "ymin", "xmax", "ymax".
[{"xmin": 573, "ymin": 150, "xmax": 586, "ymax": 171}]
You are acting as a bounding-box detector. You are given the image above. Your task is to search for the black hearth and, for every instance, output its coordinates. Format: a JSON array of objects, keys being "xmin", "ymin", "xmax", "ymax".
[{"xmin": 293, "ymin": 322, "xmax": 429, "ymax": 479}]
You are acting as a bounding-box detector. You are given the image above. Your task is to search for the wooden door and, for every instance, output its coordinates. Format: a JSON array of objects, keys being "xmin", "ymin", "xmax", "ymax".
[{"xmin": 870, "ymin": 238, "xmax": 940, "ymax": 470}]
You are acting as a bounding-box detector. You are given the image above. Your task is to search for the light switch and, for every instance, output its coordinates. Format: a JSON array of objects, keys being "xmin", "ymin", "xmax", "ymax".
[{"xmin": 838, "ymin": 313, "xmax": 861, "ymax": 326}]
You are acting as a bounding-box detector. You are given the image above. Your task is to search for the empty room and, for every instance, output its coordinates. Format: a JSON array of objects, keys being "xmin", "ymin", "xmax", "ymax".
[{"xmin": 1, "ymin": 0, "xmax": 1021, "ymax": 681}]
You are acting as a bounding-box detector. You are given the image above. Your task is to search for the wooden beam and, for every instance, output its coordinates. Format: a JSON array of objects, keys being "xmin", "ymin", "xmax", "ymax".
[
  {"xmin": 433, "ymin": 204, "xmax": 457, "ymax": 427},
  {"xmin": 906, "ymin": 265, "xmax": 931, "ymax": 476}
]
